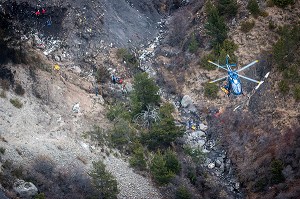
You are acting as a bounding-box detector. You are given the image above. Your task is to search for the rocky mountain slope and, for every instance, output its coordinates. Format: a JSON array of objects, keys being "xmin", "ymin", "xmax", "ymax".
[{"xmin": 0, "ymin": 0, "xmax": 299, "ymax": 199}]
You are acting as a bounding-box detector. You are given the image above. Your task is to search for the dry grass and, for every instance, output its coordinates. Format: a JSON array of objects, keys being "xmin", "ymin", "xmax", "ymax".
[
  {"xmin": 0, "ymin": 90, "xmax": 6, "ymax": 98},
  {"xmin": 10, "ymin": 98, "xmax": 23, "ymax": 108},
  {"xmin": 77, "ymin": 156, "xmax": 88, "ymax": 164},
  {"xmin": 241, "ymin": 20, "xmax": 255, "ymax": 33}
]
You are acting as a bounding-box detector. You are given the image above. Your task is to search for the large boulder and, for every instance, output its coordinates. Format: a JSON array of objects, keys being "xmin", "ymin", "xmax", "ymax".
[
  {"xmin": 199, "ymin": 123, "xmax": 208, "ymax": 131},
  {"xmin": 13, "ymin": 180, "xmax": 38, "ymax": 198},
  {"xmin": 125, "ymin": 82, "xmax": 133, "ymax": 93},
  {"xmin": 181, "ymin": 95, "xmax": 193, "ymax": 108}
]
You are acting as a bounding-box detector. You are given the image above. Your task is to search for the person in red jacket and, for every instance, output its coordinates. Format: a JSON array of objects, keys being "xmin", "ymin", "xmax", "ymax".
[{"xmin": 35, "ymin": 10, "xmax": 40, "ymax": 16}]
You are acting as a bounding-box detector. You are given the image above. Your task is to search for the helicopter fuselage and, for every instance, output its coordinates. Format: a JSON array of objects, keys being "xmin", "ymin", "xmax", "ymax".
[{"xmin": 227, "ymin": 71, "xmax": 243, "ymax": 95}]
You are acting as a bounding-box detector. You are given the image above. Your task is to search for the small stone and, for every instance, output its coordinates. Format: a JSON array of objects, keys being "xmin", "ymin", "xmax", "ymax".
[
  {"xmin": 54, "ymin": 55, "xmax": 61, "ymax": 62},
  {"xmin": 208, "ymin": 162, "xmax": 215, "ymax": 169},
  {"xmin": 215, "ymin": 159, "xmax": 222, "ymax": 167},
  {"xmin": 220, "ymin": 163, "xmax": 225, "ymax": 173},
  {"xmin": 202, "ymin": 149, "xmax": 210, "ymax": 153},
  {"xmin": 282, "ymin": 165, "xmax": 293, "ymax": 179},
  {"xmin": 199, "ymin": 124, "xmax": 208, "ymax": 131},
  {"xmin": 235, "ymin": 182, "xmax": 240, "ymax": 189}
]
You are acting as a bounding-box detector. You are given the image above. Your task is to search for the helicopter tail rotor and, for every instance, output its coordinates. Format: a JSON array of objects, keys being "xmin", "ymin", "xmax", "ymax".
[
  {"xmin": 255, "ymin": 81, "xmax": 264, "ymax": 90},
  {"xmin": 254, "ymin": 72, "xmax": 270, "ymax": 90}
]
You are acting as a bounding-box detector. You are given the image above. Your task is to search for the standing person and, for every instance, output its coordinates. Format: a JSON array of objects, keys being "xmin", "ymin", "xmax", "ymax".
[
  {"xmin": 95, "ymin": 85, "xmax": 99, "ymax": 96},
  {"xmin": 111, "ymin": 74, "xmax": 116, "ymax": 84},
  {"xmin": 46, "ymin": 17, "xmax": 52, "ymax": 26},
  {"xmin": 35, "ymin": 10, "xmax": 40, "ymax": 16}
]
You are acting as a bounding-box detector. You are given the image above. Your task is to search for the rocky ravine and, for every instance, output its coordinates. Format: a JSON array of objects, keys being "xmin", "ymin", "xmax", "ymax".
[{"xmin": 0, "ymin": 0, "xmax": 167, "ymax": 198}]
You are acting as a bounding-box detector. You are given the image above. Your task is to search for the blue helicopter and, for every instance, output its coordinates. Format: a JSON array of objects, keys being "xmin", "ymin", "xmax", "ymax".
[{"xmin": 208, "ymin": 55, "xmax": 269, "ymax": 96}]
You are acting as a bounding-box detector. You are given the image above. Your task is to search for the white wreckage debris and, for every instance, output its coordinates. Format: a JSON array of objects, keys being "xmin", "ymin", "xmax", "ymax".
[
  {"xmin": 31, "ymin": 33, "xmax": 61, "ymax": 55},
  {"xmin": 43, "ymin": 39, "xmax": 61, "ymax": 56},
  {"xmin": 72, "ymin": 102, "xmax": 80, "ymax": 113},
  {"xmin": 33, "ymin": 33, "xmax": 45, "ymax": 49}
]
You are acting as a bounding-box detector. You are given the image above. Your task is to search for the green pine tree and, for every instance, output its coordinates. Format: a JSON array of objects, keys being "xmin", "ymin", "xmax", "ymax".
[
  {"xmin": 150, "ymin": 150, "xmax": 175, "ymax": 185},
  {"xmin": 143, "ymin": 117, "xmax": 183, "ymax": 150},
  {"xmin": 273, "ymin": 0, "xmax": 294, "ymax": 8},
  {"xmin": 247, "ymin": 0, "xmax": 261, "ymax": 17},
  {"xmin": 217, "ymin": 0, "xmax": 238, "ymax": 18},
  {"xmin": 188, "ymin": 34, "xmax": 199, "ymax": 53},
  {"xmin": 89, "ymin": 161, "xmax": 119, "ymax": 199},
  {"xmin": 164, "ymin": 148, "xmax": 181, "ymax": 175},
  {"xmin": 205, "ymin": 2, "xmax": 228, "ymax": 48},
  {"xmin": 129, "ymin": 141, "xmax": 147, "ymax": 170},
  {"xmin": 176, "ymin": 186, "xmax": 192, "ymax": 199},
  {"xmin": 130, "ymin": 72, "xmax": 160, "ymax": 115}
]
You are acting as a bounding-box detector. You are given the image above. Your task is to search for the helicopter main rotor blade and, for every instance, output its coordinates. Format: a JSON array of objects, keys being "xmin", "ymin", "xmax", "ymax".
[
  {"xmin": 236, "ymin": 60, "xmax": 259, "ymax": 72},
  {"xmin": 239, "ymin": 74, "xmax": 260, "ymax": 84},
  {"xmin": 209, "ymin": 76, "xmax": 227, "ymax": 83},
  {"xmin": 208, "ymin": 60, "xmax": 228, "ymax": 71}
]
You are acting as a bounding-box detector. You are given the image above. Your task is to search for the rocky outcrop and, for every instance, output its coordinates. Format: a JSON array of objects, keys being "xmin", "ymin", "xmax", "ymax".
[{"xmin": 13, "ymin": 180, "xmax": 38, "ymax": 199}]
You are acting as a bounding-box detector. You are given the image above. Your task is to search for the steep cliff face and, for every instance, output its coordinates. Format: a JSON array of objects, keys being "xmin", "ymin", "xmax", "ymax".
[
  {"xmin": 0, "ymin": 0, "xmax": 299, "ymax": 198},
  {"xmin": 0, "ymin": 1, "xmax": 167, "ymax": 198}
]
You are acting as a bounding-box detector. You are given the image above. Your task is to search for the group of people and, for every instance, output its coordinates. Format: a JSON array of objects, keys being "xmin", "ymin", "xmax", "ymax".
[
  {"xmin": 34, "ymin": 0, "xmax": 52, "ymax": 26},
  {"xmin": 35, "ymin": 0, "xmax": 46, "ymax": 16},
  {"xmin": 111, "ymin": 74, "xmax": 128, "ymax": 94},
  {"xmin": 111, "ymin": 74, "xmax": 123, "ymax": 84}
]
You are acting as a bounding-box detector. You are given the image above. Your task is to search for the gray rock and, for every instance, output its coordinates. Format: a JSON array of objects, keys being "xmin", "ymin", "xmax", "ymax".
[
  {"xmin": 13, "ymin": 180, "xmax": 38, "ymax": 198},
  {"xmin": 93, "ymin": 95, "xmax": 105, "ymax": 105},
  {"xmin": 196, "ymin": 139, "xmax": 205, "ymax": 148},
  {"xmin": 54, "ymin": 55, "xmax": 61, "ymax": 62},
  {"xmin": 202, "ymin": 149, "xmax": 210, "ymax": 153},
  {"xmin": 72, "ymin": 102, "xmax": 80, "ymax": 113},
  {"xmin": 234, "ymin": 182, "xmax": 240, "ymax": 189},
  {"xmin": 215, "ymin": 159, "xmax": 222, "ymax": 167},
  {"xmin": 282, "ymin": 165, "xmax": 293, "ymax": 179},
  {"xmin": 72, "ymin": 66, "xmax": 82, "ymax": 74},
  {"xmin": 190, "ymin": 130, "xmax": 205, "ymax": 138},
  {"xmin": 231, "ymin": 18, "xmax": 236, "ymax": 26},
  {"xmin": 199, "ymin": 123, "xmax": 208, "ymax": 131},
  {"xmin": 187, "ymin": 104, "xmax": 197, "ymax": 113},
  {"xmin": 125, "ymin": 83, "xmax": 133, "ymax": 93},
  {"xmin": 0, "ymin": 191, "xmax": 9, "ymax": 199},
  {"xmin": 220, "ymin": 163, "xmax": 225, "ymax": 173},
  {"xmin": 181, "ymin": 95, "xmax": 193, "ymax": 108},
  {"xmin": 208, "ymin": 162, "xmax": 215, "ymax": 169}
]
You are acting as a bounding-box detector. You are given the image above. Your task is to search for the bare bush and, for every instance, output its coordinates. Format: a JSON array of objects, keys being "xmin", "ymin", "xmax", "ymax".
[
  {"xmin": 0, "ymin": 79, "xmax": 10, "ymax": 90},
  {"xmin": 23, "ymin": 156, "xmax": 99, "ymax": 199},
  {"xmin": 210, "ymin": 109, "xmax": 300, "ymax": 198},
  {"xmin": 14, "ymin": 83, "xmax": 25, "ymax": 95},
  {"xmin": 95, "ymin": 65, "xmax": 110, "ymax": 84}
]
